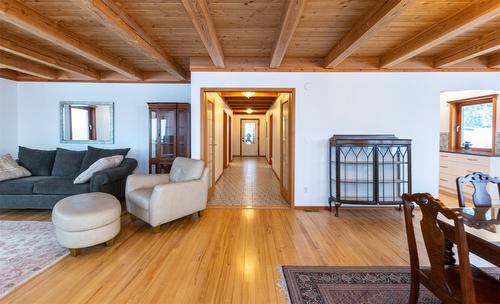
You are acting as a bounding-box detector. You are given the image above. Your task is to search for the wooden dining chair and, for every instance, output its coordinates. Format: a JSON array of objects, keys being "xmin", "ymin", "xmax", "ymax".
[
  {"xmin": 456, "ymin": 172, "xmax": 500, "ymax": 207},
  {"xmin": 402, "ymin": 193, "xmax": 500, "ymax": 304}
]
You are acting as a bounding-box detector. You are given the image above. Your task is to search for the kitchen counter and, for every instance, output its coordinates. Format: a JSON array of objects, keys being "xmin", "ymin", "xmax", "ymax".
[{"xmin": 440, "ymin": 149, "xmax": 500, "ymax": 157}]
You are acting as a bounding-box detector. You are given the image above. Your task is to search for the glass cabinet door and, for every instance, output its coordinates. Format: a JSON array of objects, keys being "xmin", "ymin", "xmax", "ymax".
[
  {"xmin": 176, "ymin": 105, "xmax": 190, "ymax": 158},
  {"xmin": 159, "ymin": 109, "xmax": 176, "ymax": 159},
  {"xmin": 150, "ymin": 110, "xmax": 158, "ymax": 160}
]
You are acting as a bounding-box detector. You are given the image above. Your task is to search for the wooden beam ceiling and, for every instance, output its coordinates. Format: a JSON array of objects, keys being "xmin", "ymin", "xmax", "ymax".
[
  {"xmin": 435, "ymin": 29, "xmax": 500, "ymax": 68},
  {"xmin": 181, "ymin": 0, "xmax": 224, "ymax": 68},
  {"xmin": 489, "ymin": 53, "xmax": 500, "ymax": 68},
  {"xmin": 220, "ymin": 92, "xmax": 279, "ymax": 98},
  {"xmin": 0, "ymin": 0, "xmax": 142, "ymax": 80},
  {"xmin": 0, "ymin": 68, "xmax": 17, "ymax": 80},
  {"xmin": 0, "ymin": 34, "xmax": 100, "ymax": 80},
  {"xmin": 0, "ymin": 51, "xmax": 58, "ymax": 79},
  {"xmin": 324, "ymin": 0, "xmax": 415, "ymax": 68},
  {"xmin": 380, "ymin": 0, "xmax": 500, "ymax": 68},
  {"xmin": 270, "ymin": 0, "xmax": 307, "ymax": 68},
  {"xmin": 76, "ymin": 0, "xmax": 186, "ymax": 80}
]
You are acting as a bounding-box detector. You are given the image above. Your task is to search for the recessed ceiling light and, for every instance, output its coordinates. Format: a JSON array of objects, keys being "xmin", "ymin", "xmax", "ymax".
[
  {"xmin": 242, "ymin": 91, "xmax": 255, "ymax": 98},
  {"xmin": 246, "ymin": 108, "xmax": 253, "ymax": 114}
]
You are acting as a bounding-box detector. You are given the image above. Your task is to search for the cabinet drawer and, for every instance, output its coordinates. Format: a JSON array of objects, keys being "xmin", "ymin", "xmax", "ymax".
[
  {"xmin": 455, "ymin": 163, "xmax": 489, "ymax": 177},
  {"xmin": 455, "ymin": 154, "xmax": 490, "ymax": 167},
  {"xmin": 439, "ymin": 174, "xmax": 456, "ymax": 190}
]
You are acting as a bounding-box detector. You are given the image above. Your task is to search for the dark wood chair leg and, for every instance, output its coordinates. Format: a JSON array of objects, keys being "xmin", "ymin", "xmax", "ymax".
[{"xmin": 409, "ymin": 271, "xmax": 420, "ymax": 304}]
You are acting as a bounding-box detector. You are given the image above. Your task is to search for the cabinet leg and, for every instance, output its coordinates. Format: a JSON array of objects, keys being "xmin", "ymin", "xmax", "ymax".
[
  {"xmin": 328, "ymin": 197, "xmax": 333, "ymax": 212},
  {"xmin": 444, "ymin": 239, "xmax": 456, "ymax": 265},
  {"xmin": 334, "ymin": 203, "xmax": 341, "ymax": 217}
]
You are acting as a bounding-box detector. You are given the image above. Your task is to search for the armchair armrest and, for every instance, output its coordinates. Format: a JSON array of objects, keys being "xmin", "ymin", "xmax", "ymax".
[
  {"xmin": 126, "ymin": 174, "xmax": 170, "ymax": 194},
  {"xmin": 90, "ymin": 158, "xmax": 138, "ymax": 191}
]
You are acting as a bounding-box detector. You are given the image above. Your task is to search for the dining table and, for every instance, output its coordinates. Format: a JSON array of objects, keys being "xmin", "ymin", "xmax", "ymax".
[{"xmin": 437, "ymin": 207, "xmax": 500, "ymax": 267}]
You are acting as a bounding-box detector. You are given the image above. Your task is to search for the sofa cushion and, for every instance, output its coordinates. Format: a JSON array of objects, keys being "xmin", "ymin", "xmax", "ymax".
[
  {"xmin": 80, "ymin": 146, "xmax": 130, "ymax": 173},
  {"xmin": 52, "ymin": 148, "xmax": 86, "ymax": 177},
  {"xmin": 74, "ymin": 155, "xmax": 124, "ymax": 184},
  {"xmin": 18, "ymin": 146, "xmax": 56, "ymax": 176},
  {"xmin": 170, "ymin": 157, "xmax": 205, "ymax": 182},
  {"xmin": 33, "ymin": 178, "xmax": 90, "ymax": 195},
  {"xmin": 0, "ymin": 154, "xmax": 31, "ymax": 182},
  {"xmin": 0, "ymin": 176, "xmax": 59, "ymax": 195}
]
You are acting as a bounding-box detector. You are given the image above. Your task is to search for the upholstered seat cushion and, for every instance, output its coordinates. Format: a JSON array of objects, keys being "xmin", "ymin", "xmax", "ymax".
[
  {"xmin": 0, "ymin": 176, "xmax": 60, "ymax": 195},
  {"xmin": 52, "ymin": 193, "xmax": 121, "ymax": 232},
  {"xmin": 170, "ymin": 157, "xmax": 205, "ymax": 182},
  {"xmin": 127, "ymin": 188, "xmax": 153, "ymax": 210},
  {"xmin": 33, "ymin": 178, "xmax": 90, "ymax": 195}
]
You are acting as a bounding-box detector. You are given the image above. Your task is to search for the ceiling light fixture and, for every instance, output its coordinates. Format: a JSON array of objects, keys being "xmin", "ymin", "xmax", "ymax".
[
  {"xmin": 242, "ymin": 91, "xmax": 255, "ymax": 98},
  {"xmin": 246, "ymin": 108, "xmax": 253, "ymax": 114}
]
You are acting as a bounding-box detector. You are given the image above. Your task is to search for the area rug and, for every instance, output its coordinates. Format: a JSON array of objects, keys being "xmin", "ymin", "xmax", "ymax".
[
  {"xmin": 0, "ymin": 221, "xmax": 69, "ymax": 298},
  {"xmin": 280, "ymin": 266, "xmax": 438, "ymax": 304}
]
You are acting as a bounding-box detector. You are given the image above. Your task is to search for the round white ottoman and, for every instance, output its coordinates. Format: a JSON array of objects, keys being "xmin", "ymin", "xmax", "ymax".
[{"xmin": 52, "ymin": 192, "xmax": 121, "ymax": 257}]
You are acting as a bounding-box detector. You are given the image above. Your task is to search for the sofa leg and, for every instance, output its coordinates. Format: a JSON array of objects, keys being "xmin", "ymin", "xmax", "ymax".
[
  {"xmin": 129, "ymin": 213, "xmax": 138, "ymax": 221},
  {"xmin": 69, "ymin": 248, "xmax": 81, "ymax": 257},
  {"xmin": 197, "ymin": 211, "xmax": 202, "ymax": 217},
  {"xmin": 105, "ymin": 238, "xmax": 115, "ymax": 247},
  {"xmin": 152, "ymin": 225, "xmax": 161, "ymax": 233}
]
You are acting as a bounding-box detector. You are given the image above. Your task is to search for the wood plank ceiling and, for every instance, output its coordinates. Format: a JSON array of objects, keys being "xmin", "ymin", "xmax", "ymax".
[
  {"xmin": 0, "ymin": 0, "xmax": 499, "ymax": 83},
  {"xmin": 220, "ymin": 91, "xmax": 279, "ymax": 114}
]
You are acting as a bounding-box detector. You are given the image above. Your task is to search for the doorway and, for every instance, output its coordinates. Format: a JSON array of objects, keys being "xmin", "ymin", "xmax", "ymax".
[
  {"xmin": 240, "ymin": 119, "xmax": 259, "ymax": 156},
  {"xmin": 200, "ymin": 88, "xmax": 295, "ymax": 207}
]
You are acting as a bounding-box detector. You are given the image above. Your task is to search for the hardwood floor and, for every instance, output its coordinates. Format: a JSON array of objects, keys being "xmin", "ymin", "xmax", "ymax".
[{"xmin": 0, "ymin": 193, "xmax": 475, "ymax": 303}]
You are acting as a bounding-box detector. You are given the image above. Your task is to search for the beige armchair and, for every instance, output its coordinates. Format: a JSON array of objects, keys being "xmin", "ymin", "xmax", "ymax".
[{"xmin": 125, "ymin": 158, "xmax": 209, "ymax": 232}]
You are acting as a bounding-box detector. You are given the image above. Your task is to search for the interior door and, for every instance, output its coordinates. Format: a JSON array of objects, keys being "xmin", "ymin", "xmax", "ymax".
[
  {"xmin": 269, "ymin": 114, "xmax": 273, "ymax": 164},
  {"xmin": 241, "ymin": 119, "xmax": 259, "ymax": 156},
  {"xmin": 207, "ymin": 100, "xmax": 215, "ymax": 196},
  {"xmin": 280, "ymin": 99, "xmax": 290, "ymax": 201}
]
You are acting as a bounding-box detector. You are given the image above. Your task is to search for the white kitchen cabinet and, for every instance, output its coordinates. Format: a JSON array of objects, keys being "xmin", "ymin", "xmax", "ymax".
[{"xmin": 439, "ymin": 151, "xmax": 500, "ymax": 200}]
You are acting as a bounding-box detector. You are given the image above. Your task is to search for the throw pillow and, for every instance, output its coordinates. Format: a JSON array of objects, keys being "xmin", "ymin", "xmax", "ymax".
[
  {"xmin": 52, "ymin": 148, "xmax": 87, "ymax": 177},
  {"xmin": 74, "ymin": 155, "xmax": 124, "ymax": 184},
  {"xmin": 0, "ymin": 154, "xmax": 31, "ymax": 182},
  {"xmin": 79, "ymin": 146, "xmax": 130, "ymax": 173},
  {"xmin": 169, "ymin": 158, "xmax": 205, "ymax": 182},
  {"xmin": 18, "ymin": 146, "xmax": 56, "ymax": 176}
]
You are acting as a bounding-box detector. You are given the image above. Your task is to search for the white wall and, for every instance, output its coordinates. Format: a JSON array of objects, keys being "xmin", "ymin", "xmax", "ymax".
[
  {"xmin": 16, "ymin": 82, "xmax": 191, "ymax": 173},
  {"xmin": 440, "ymin": 90, "xmax": 500, "ymax": 132},
  {"xmin": 232, "ymin": 114, "xmax": 266, "ymax": 156},
  {"xmin": 0, "ymin": 79, "xmax": 18, "ymax": 156},
  {"xmin": 191, "ymin": 72, "xmax": 500, "ymax": 206}
]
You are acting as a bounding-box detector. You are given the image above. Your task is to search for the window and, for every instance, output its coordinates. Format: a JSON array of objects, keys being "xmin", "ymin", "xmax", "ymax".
[
  {"xmin": 244, "ymin": 122, "xmax": 256, "ymax": 144},
  {"xmin": 449, "ymin": 95, "xmax": 497, "ymax": 152}
]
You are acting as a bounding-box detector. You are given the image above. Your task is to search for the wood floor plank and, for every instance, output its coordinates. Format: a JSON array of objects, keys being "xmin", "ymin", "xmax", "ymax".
[{"xmin": 0, "ymin": 193, "xmax": 466, "ymax": 303}]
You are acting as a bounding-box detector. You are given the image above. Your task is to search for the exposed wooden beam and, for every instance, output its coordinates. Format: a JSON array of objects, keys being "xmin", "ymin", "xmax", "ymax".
[
  {"xmin": 0, "ymin": 34, "xmax": 100, "ymax": 79},
  {"xmin": 489, "ymin": 53, "xmax": 500, "ymax": 68},
  {"xmin": 0, "ymin": 51, "xmax": 58, "ymax": 79},
  {"xmin": 380, "ymin": 0, "xmax": 500, "ymax": 68},
  {"xmin": 270, "ymin": 0, "xmax": 307, "ymax": 68},
  {"xmin": 325, "ymin": 0, "xmax": 414, "ymax": 68},
  {"xmin": 181, "ymin": 0, "xmax": 224, "ymax": 68},
  {"xmin": 0, "ymin": 0, "xmax": 142, "ymax": 80},
  {"xmin": 435, "ymin": 29, "xmax": 500, "ymax": 67},
  {"xmin": 221, "ymin": 92, "xmax": 279, "ymax": 98},
  {"xmin": 0, "ymin": 68, "xmax": 18, "ymax": 80},
  {"xmin": 76, "ymin": 0, "xmax": 186, "ymax": 80}
]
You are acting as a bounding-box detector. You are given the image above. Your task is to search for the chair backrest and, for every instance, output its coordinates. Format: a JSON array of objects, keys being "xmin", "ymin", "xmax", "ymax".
[
  {"xmin": 456, "ymin": 172, "xmax": 500, "ymax": 207},
  {"xmin": 170, "ymin": 157, "xmax": 205, "ymax": 182},
  {"xmin": 402, "ymin": 193, "xmax": 476, "ymax": 304}
]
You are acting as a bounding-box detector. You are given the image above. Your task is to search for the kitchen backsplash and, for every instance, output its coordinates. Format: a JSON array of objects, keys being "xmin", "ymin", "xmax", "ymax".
[{"xmin": 441, "ymin": 131, "xmax": 500, "ymax": 152}]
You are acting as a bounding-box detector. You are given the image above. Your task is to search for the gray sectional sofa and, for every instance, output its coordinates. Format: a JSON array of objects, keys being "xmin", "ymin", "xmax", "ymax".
[{"xmin": 0, "ymin": 146, "xmax": 137, "ymax": 209}]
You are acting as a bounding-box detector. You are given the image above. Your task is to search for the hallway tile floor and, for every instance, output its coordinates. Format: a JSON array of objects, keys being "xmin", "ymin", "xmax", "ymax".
[{"xmin": 208, "ymin": 157, "xmax": 289, "ymax": 207}]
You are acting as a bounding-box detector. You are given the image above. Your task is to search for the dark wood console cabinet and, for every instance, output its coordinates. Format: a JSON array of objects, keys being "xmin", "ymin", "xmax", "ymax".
[
  {"xmin": 148, "ymin": 102, "xmax": 190, "ymax": 173},
  {"xmin": 329, "ymin": 135, "xmax": 412, "ymax": 216}
]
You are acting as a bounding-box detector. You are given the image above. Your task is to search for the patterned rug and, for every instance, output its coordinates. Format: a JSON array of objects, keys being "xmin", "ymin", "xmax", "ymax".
[
  {"xmin": 280, "ymin": 266, "xmax": 484, "ymax": 304},
  {"xmin": 0, "ymin": 221, "xmax": 68, "ymax": 298}
]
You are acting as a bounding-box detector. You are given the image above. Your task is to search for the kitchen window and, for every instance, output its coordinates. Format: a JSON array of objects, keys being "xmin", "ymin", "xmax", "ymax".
[{"xmin": 449, "ymin": 95, "xmax": 497, "ymax": 152}]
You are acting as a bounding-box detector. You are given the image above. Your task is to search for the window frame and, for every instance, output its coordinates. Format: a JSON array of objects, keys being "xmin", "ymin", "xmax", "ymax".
[{"xmin": 448, "ymin": 94, "xmax": 497, "ymax": 153}]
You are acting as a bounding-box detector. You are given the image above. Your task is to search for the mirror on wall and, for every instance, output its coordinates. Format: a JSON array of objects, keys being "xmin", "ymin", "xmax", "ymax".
[{"xmin": 60, "ymin": 102, "xmax": 114, "ymax": 144}]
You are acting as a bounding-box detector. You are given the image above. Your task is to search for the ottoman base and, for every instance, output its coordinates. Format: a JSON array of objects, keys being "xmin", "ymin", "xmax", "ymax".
[{"xmin": 56, "ymin": 218, "xmax": 120, "ymax": 255}]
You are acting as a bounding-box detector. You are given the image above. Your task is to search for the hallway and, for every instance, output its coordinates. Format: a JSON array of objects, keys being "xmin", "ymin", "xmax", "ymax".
[{"xmin": 208, "ymin": 157, "xmax": 288, "ymax": 207}]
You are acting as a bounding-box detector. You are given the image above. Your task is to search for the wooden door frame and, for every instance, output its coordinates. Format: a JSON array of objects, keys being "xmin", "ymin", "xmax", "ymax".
[
  {"xmin": 269, "ymin": 113, "xmax": 273, "ymax": 165},
  {"xmin": 223, "ymin": 111, "xmax": 228, "ymax": 168},
  {"xmin": 201, "ymin": 95, "xmax": 216, "ymax": 198},
  {"xmin": 229, "ymin": 115, "xmax": 232, "ymax": 162},
  {"xmin": 200, "ymin": 88, "xmax": 295, "ymax": 208},
  {"xmin": 240, "ymin": 118, "xmax": 260, "ymax": 157}
]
